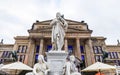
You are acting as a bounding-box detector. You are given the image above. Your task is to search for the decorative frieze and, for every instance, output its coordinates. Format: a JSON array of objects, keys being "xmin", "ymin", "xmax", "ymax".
[{"xmin": 29, "ymin": 32, "xmax": 91, "ymax": 38}]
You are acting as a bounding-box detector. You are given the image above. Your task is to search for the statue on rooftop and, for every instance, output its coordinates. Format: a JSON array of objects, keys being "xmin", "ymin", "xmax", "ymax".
[{"xmin": 0, "ymin": 39, "xmax": 3, "ymax": 44}]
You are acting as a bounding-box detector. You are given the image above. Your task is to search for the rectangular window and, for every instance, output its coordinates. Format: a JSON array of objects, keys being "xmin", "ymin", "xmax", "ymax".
[
  {"xmin": 5, "ymin": 51, "xmax": 9, "ymax": 58},
  {"xmin": 109, "ymin": 52, "xmax": 113, "ymax": 59},
  {"xmin": 95, "ymin": 55, "xmax": 98, "ymax": 62},
  {"xmin": 7, "ymin": 51, "xmax": 11, "ymax": 58},
  {"xmin": 2, "ymin": 51, "xmax": 5, "ymax": 58},
  {"xmin": 21, "ymin": 46, "xmax": 25, "ymax": 53},
  {"xmin": 93, "ymin": 46, "xmax": 99, "ymax": 54},
  {"xmin": 112, "ymin": 52, "xmax": 115, "ymax": 59},
  {"xmin": 95, "ymin": 55, "xmax": 102, "ymax": 62},
  {"xmin": 19, "ymin": 55, "xmax": 23, "ymax": 62},
  {"xmin": 68, "ymin": 45, "xmax": 73, "ymax": 54},
  {"xmin": 35, "ymin": 54, "xmax": 39, "ymax": 63},
  {"xmin": 114, "ymin": 52, "xmax": 119, "ymax": 59},
  {"xmin": 2, "ymin": 51, "xmax": 9, "ymax": 58},
  {"xmin": 36, "ymin": 45, "xmax": 40, "ymax": 53},
  {"xmin": 108, "ymin": 52, "xmax": 111, "ymax": 59},
  {"xmin": 5, "ymin": 51, "xmax": 8, "ymax": 57},
  {"xmin": 80, "ymin": 46, "xmax": 84, "ymax": 53},
  {"xmin": 98, "ymin": 46, "xmax": 102, "ymax": 54},
  {"xmin": 22, "ymin": 55, "xmax": 25, "ymax": 62},
  {"xmin": 115, "ymin": 52, "xmax": 119, "ymax": 59},
  {"xmin": 17, "ymin": 46, "xmax": 21, "ymax": 53},
  {"xmin": 117, "ymin": 60, "xmax": 120, "ymax": 66},
  {"xmin": 93, "ymin": 46, "xmax": 104, "ymax": 54},
  {"xmin": 47, "ymin": 45, "xmax": 52, "ymax": 52},
  {"xmin": 81, "ymin": 55, "xmax": 85, "ymax": 61},
  {"xmin": 110, "ymin": 52, "xmax": 113, "ymax": 59},
  {"xmin": 0, "ymin": 59, "xmax": 3, "ymax": 63},
  {"xmin": 19, "ymin": 46, "xmax": 22, "ymax": 53}
]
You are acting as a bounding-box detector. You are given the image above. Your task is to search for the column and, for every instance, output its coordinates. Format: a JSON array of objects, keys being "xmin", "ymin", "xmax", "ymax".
[
  {"xmin": 76, "ymin": 38, "xmax": 81, "ymax": 59},
  {"xmin": 85, "ymin": 38, "xmax": 95, "ymax": 66},
  {"xmin": 24, "ymin": 39, "xmax": 35, "ymax": 67},
  {"xmin": 64, "ymin": 38, "xmax": 68, "ymax": 52},
  {"xmin": 39, "ymin": 38, "xmax": 44, "ymax": 55},
  {"xmin": 88, "ymin": 39, "xmax": 95, "ymax": 64}
]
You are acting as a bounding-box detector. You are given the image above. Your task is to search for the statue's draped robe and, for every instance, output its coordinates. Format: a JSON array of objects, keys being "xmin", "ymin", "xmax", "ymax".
[{"xmin": 50, "ymin": 18, "xmax": 68, "ymax": 50}]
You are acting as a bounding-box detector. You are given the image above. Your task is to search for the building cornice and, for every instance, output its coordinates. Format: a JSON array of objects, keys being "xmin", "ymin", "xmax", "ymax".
[{"xmin": 14, "ymin": 36, "xmax": 29, "ymax": 40}]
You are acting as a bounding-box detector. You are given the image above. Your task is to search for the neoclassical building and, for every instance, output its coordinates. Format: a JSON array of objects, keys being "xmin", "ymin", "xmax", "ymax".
[{"xmin": 0, "ymin": 19, "xmax": 120, "ymax": 68}]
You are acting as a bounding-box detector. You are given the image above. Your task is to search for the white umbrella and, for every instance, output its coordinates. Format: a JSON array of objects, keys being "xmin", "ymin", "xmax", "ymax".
[
  {"xmin": 82, "ymin": 62, "xmax": 115, "ymax": 72},
  {"xmin": 81, "ymin": 62, "xmax": 116, "ymax": 75},
  {"xmin": 1, "ymin": 61, "xmax": 33, "ymax": 75}
]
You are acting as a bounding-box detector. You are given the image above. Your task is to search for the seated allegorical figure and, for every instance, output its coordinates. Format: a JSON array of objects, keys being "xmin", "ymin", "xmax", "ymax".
[
  {"xmin": 64, "ymin": 55, "xmax": 81, "ymax": 75},
  {"xmin": 33, "ymin": 54, "xmax": 50, "ymax": 75}
]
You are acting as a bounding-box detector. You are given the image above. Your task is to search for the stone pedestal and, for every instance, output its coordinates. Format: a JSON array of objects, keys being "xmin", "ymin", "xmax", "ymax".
[{"xmin": 46, "ymin": 51, "xmax": 68, "ymax": 75}]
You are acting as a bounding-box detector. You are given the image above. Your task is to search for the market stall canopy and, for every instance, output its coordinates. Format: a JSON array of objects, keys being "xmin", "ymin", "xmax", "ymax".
[
  {"xmin": 1, "ymin": 61, "xmax": 33, "ymax": 70},
  {"xmin": 81, "ymin": 62, "xmax": 116, "ymax": 72}
]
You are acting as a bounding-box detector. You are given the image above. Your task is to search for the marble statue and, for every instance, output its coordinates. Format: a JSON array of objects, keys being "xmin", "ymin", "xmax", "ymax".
[
  {"xmin": 63, "ymin": 55, "xmax": 81, "ymax": 75},
  {"xmin": 50, "ymin": 12, "xmax": 68, "ymax": 51},
  {"xmin": 63, "ymin": 57, "xmax": 71, "ymax": 75},
  {"xmin": 33, "ymin": 55, "xmax": 49, "ymax": 75}
]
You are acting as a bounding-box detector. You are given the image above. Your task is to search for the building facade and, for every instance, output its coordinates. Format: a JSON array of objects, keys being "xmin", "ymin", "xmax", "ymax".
[{"xmin": 0, "ymin": 19, "xmax": 120, "ymax": 68}]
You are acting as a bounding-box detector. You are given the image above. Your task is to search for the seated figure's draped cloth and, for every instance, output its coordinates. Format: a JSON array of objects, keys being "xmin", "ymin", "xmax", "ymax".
[
  {"xmin": 64, "ymin": 55, "xmax": 81, "ymax": 75},
  {"xmin": 50, "ymin": 12, "xmax": 68, "ymax": 50},
  {"xmin": 33, "ymin": 63, "xmax": 48, "ymax": 75},
  {"xmin": 33, "ymin": 55, "xmax": 49, "ymax": 75}
]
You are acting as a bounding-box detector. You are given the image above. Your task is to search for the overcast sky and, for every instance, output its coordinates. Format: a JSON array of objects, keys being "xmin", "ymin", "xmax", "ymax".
[{"xmin": 0, "ymin": 0, "xmax": 120, "ymax": 45}]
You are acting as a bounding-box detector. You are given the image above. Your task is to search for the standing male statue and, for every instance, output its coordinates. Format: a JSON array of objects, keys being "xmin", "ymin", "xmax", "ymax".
[{"xmin": 50, "ymin": 12, "xmax": 68, "ymax": 51}]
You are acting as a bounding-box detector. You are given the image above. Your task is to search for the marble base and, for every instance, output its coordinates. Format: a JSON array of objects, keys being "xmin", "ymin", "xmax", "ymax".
[{"xmin": 46, "ymin": 51, "xmax": 68, "ymax": 75}]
